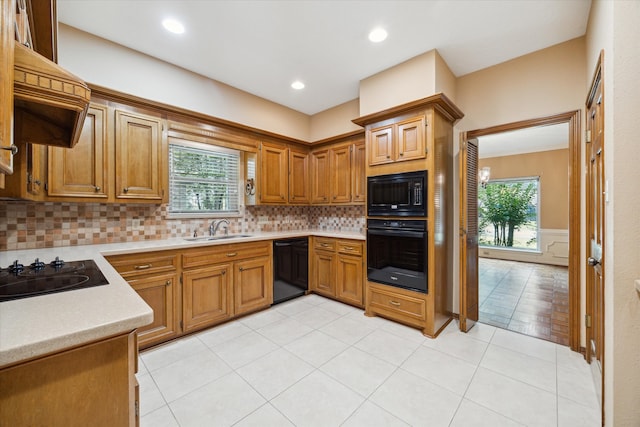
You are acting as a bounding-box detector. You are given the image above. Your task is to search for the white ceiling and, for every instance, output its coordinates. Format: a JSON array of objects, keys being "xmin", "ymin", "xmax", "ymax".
[
  {"xmin": 57, "ymin": 0, "xmax": 592, "ymax": 115},
  {"xmin": 478, "ymin": 123, "xmax": 569, "ymax": 159}
]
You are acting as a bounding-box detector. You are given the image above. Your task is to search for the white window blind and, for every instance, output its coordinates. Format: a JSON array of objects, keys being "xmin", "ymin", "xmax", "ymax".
[{"xmin": 169, "ymin": 142, "xmax": 240, "ymax": 215}]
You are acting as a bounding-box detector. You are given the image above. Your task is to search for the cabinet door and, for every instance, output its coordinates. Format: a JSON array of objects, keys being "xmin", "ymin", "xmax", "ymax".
[
  {"xmin": 369, "ymin": 125, "xmax": 393, "ymax": 165},
  {"xmin": 312, "ymin": 250, "xmax": 335, "ymax": 297},
  {"xmin": 115, "ymin": 110, "xmax": 163, "ymax": 200},
  {"xmin": 183, "ymin": 264, "xmax": 232, "ymax": 332},
  {"xmin": 310, "ymin": 149, "xmax": 330, "ymax": 204},
  {"xmin": 336, "ymin": 254, "xmax": 363, "ymax": 306},
  {"xmin": 128, "ymin": 273, "xmax": 178, "ymax": 348},
  {"xmin": 260, "ymin": 142, "xmax": 287, "ymax": 203},
  {"xmin": 351, "ymin": 142, "xmax": 366, "ymax": 204},
  {"xmin": 288, "ymin": 148, "xmax": 310, "ymax": 204},
  {"xmin": 330, "ymin": 145, "xmax": 351, "ymax": 203},
  {"xmin": 396, "ymin": 116, "xmax": 426, "ymax": 162},
  {"xmin": 234, "ymin": 256, "xmax": 272, "ymax": 316},
  {"xmin": 0, "ymin": 0, "xmax": 14, "ymax": 174},
  {"xmin": 48, "ymin": 105, "xmax": 108, "ymax": 199}
]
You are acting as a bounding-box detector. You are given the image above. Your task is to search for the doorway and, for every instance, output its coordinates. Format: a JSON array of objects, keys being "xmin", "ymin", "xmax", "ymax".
[{"xmin": 459, "ymin": 111, "xmax": 582, "ymax": 352}]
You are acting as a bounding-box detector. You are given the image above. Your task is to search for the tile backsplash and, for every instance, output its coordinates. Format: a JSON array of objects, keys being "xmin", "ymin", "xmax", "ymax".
[{"xmin": 0, "ymin": 201, "xmax": 365, "ymax": 251}]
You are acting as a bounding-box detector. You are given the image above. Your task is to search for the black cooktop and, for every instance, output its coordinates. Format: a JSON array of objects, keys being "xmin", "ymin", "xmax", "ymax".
[{"xmin": 0, "ymin": 258, "xmax": 109, "ymax": 302}]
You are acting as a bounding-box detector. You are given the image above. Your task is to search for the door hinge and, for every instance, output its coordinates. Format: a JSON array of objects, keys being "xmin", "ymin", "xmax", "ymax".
[
  {"xmin": 585, "ymin": 130, "xmax": 592, "ymax": 143},
  {"xmin": 585, "ymin": 314, "xmax": 592, "ymax": 328}
]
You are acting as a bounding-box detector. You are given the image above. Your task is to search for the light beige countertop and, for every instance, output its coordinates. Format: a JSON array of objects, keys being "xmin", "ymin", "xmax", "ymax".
[{"xmin": 0, "ymin": 230, "xmax": 363, "ymax": 367}]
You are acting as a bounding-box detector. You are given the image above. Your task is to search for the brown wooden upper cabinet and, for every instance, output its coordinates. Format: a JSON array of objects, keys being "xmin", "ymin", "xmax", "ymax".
[
  {"xmin": 47, "ymin": 103, "xmax": 165, "ymax": 203},
  {"xmin": 259, "ymin": 141, "xmax": 289, "ymax": 204},
  {"xmin": 310, "ymin": 148, "xmax": 330, "ymax": 204},
  {"xmin": 115, "ymin": 109, "xmax": 163, "ymax": 201},
  {"xmin": 288, "ymin": 147, "xmax": 310, "ymax": 204},
  {"xmin": 330, "ymin": 144, "xmax": 351, "ymax": 203},
  {"xmin": 48, "ymin": 105, "xmax": 109, "ymax": 199},
  {"xmin": 259, "ymin": 141, "xmax": 312, "ymax": 205},
  {"xmin": 369, "ymin": 116, "xmax": 426, "ymax": 166},
  {"xmin": 310, "ymin": 138, "xmax": 365, "ymax": 205},
  {"xmin": 351, "ymin": 141, "xmax": 366, "ymax": 203}
]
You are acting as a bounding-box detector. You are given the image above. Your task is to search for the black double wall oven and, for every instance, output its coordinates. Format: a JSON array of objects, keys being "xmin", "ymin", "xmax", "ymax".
[{"xmin": 366, "ymin": 171, "xmax": 428, "ymax": 294}]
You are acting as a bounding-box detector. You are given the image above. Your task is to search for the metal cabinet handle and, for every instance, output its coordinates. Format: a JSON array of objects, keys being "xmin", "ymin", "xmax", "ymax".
[
  {"xmin": 239, "ymin": 267, "xmax": 244, "ymax": 272},
  {"xmin": 344, "ymin": 246, "xmax": 354, "ymax": 250},
  {"xmin": 389, "ymin": 300, "xmax": 401, "ymax": 306},
  {"xmin": 165, "ymin": 280, "xmax": 171, "ymax": 286},
  {"xmin": 386, "ymin": 155, "xmax": 390, "ymax": 159},
  {"xmin": 134, "ymin": 264, "xmax": 151, "ymax": 270},
  {"xmin": 227, "ymin": 253, "xmax": 237, "ymax": 257},
  {"xmin": 321, "ymin": 243, "xmax": 329, "ymax": 247},
  {"xmin": 95, "ymin": 186, "xmax": 101, "ymax": 192},
  {"xmin": 123, "ymin": 187, "xmax": 129, "ymax": 193},
  {"xmin": 221, "ymin": 270, "xmax": 226, "ymax": 275},
  {"xmin": 1, "ymin": 144, "xmax": 18, "ymax": 156},
  {"xmin": 399, "ymin": 152, "xmax": 404, "ymax": 156},
  {"xmin": 587, "ymin": 257, "xmax": 600, "ymax": 266}
]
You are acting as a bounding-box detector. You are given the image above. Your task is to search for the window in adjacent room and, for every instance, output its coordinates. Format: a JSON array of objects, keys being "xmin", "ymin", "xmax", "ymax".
[
  {"xmin": 478, "ymin": 177, "xmax": 539, "ymax": 251},
  {"xmin": 168, "ymin": 140, "xmax": 241, "ymax": 217}
]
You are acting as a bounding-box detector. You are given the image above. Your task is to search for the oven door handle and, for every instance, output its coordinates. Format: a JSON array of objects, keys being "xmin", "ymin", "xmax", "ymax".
[{"xmin": 367, "ymin": 229, "xmax": 426, "ymax": 238}]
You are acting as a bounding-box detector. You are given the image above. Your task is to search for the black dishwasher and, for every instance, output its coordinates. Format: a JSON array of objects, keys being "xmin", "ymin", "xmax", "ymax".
[{"xmin": 273, "ymin": 238, "xmax": 308, "ymax": 304}]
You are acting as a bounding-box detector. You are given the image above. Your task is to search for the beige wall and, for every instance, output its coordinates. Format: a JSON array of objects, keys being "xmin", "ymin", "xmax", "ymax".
[
  {"xmin": 434, "ymin": 50, "xmax": 457, "ymax": 103},
  {"xmin": 480, "ymin": 149, "xmax": 569, "ymax": 229},
  {"xmin": 587, "ymin": 1, "xmax": 640, "ymax": 425},
  {"xmin": 58, "ymin": 25, "xmax": 312, "ymax": 141},
  {"xmin": 359, "ymin": 50, "xmax": 437, "ymax": 116},
  {"xmin": 309, "ymin": 99, "xmax": 362, "ymax": 141},
  {"xmin": 455, "ymin": 37, "xmax": 586, "ymax": 131}
]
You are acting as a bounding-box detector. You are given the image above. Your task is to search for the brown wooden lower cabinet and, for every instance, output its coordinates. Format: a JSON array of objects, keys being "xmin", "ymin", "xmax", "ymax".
[
  {"xmin": 106, "ymin": 241, "xmax": 273, "ymax": 348},
  {"xmin": 312, "ymin": 249, "xmax": 336, "ymax": 296},
  {"xmin": 106, "ymin": 252, "xmax": 179, "ymax": 349},
  {"xmin": 310, "ymin": 237, "xmax": 364, "ymax": 307},
  {"xmin": 336, "ymin": 253, "xmax": 363, "ymax": 306},
  {"xmin": 234, "ymin": 256, "xmax": 272, "ymax": 316},
  {"xmin": 182, "ymin": 264, "xmax": 232, "ymax": 332},
  {"xmin": 0, "ymin": 331, "xmax": 139, "ymax": 427},
  {"xmin": 128, "ymin": 272, "xmax": 178, "ymax": 347}
]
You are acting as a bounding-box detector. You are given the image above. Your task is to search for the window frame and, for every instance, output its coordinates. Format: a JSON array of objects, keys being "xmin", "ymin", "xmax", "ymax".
[{"xmin": 167, "ymin": 138, "xmax": 244, "ymax": 219}]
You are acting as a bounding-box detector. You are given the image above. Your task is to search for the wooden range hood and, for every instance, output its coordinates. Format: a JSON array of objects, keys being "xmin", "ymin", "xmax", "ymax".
[{"xmin": 13, "ymin": 41, "xmax": 90, "ymax": 148}]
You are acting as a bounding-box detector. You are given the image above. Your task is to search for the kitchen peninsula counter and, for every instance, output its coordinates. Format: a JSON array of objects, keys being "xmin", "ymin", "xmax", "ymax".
[{"xmin": 0, "ymin": 230, "xmax": 363, "ymax": 367}]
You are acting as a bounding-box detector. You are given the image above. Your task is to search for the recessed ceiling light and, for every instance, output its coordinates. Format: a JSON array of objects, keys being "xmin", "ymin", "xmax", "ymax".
[
  {"xmin": 162, "ymin": 18, "xmax": 185, "ymax": 34},
  {"xmin": 291, "ymin": 81, "xmax": 305, "ymax": 90},
  {"xmin": 368, "ymin": 27, "xmax": 388, "ymax": 43}
]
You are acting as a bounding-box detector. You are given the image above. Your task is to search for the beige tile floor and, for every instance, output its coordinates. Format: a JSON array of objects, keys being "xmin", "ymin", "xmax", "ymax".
[{"xmin": 138, "ymin": 294, "xmax": 600, "ymax": 426}]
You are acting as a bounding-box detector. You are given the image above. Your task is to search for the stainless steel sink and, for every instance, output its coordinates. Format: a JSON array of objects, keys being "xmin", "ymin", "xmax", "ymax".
[{"xmin": 184, "ymin": 234, "xmax": 252, "ymax": 242}]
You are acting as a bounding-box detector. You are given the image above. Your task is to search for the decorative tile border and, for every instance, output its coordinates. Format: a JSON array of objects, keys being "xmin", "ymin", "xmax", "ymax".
[{"xmin": 0, "ymin": 202, "xmax": 365, "ymax": 251}]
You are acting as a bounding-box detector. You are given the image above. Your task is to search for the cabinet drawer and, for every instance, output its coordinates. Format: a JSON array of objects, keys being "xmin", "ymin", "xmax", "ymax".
[
  {"xmin": 107, "ymin": 253, "xmax": 177, "ymax": 278},
  {"xmin": 183, "ymin": 241, "xmax": 270, "ymax": 269},
  {"xmin": 337, "ymin": 240, "xmax": 363, "ymax": 256},
  {"xmin": 368, "ymin": 286, "xmax": 426, "ymax": 323},
  {"xmin": 314, "ymin": 237, "xmax": 336, "ymax": 252}
]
